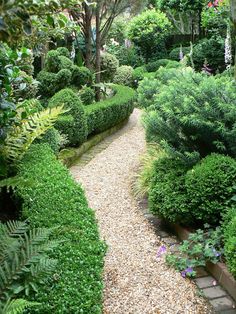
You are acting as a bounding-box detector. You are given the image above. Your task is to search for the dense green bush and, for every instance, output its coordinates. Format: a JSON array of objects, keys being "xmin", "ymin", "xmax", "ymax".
[
  {"xmin": 48, "ymin": 88, "xmax": 88, "ymax": 146},
  {"xmin": 145, "ymin": 59, "xmax": 180, "ymax": 72},
  {"xmin": 113, "ymin": 65, "xmax": 134, "ymax": 86},
  {"xmin": 37, "ymin": 69, "xmax": 71, "ymax": 97},
  {"xmin": 45, "ymin": 48, "xmax": 73, "ymax": 73},
  {"xmin": 149, "ymin": 156, "xmax": 189, "ymax": 223},
  {"xmin": 193, "ymin": 36, "xmax": 225, "ymax": 72},
  {"xmin": 137, "ymin": 78, "xmax": 161, "ymax": 108},
  {"xmin": 185, "ymin": 154, "xmax": 236, "ymax": 225},
  {"xmin": 100, "ymin": 52, "xmax": 119, "ymax": 82},
  {"xmin": 71, "ymin": 65, "xmax": 93, "ymax": 88},
  {"xmin": 56, "ymin": 47, "xmax": 71, "ymax": 58},
  {"xmin": 79, "ymin": 86, "xmax": 95, "ymax": 105},
  {"xmin": 223, "ymin": 207, "xmax": 236, "ymax": 278},
  {"xmin": 16, "ymin": 144, "xmax": 105, "ymax": 313},
  {"xmin": 37, "ymin": 128, "xmax": 61, "ymax": 154},
  {"xmin": 169, "ymin": 46, "xmax": 191, "ymax": 61},
  {"xmin": 85, "ymin": 84, "xmax": 135, "ymax": 135},
  {"xmin": 133, "ymin": 66, "xmax": 146, "ymax": 85},
  {"xmin": 144, "ymin": 70, "xmax": 236, "ymax": 161},
  {"xmin": 13, "ymin": 71, "xmax": 39, "ymax": 100},
  {"xmin": 128, "ymin": 9, "xmax": 171, "ymax": 61}
]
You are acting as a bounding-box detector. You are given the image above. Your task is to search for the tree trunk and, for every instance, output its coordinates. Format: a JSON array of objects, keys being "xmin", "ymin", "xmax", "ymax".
[
  {"xmin": 84, "ymin": 3, "xmax": 92, "ymax": 69},
  {"xmin": 95, "ymin": 0, "xmax": 102, "ymax": 101}
]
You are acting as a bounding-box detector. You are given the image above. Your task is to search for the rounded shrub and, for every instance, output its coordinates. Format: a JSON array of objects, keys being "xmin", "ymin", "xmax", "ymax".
[
  {"xmin": 223, "ymin": 208, "xmax": 236, "ymax": 279},
  {"xmin": 56, "ymin": 47, "xmax": 71, "ymax": 58},
  {"xmin": 79, "ymin": 86, "xmax": 95, "ymax": 105},
  {"xmin": 57, "ymin": 55, "xmax": 74, "ymax": 71},
  {"xmin": 48, "ymin": 88, "xmax": 88, "ymax": 146},
  {"xmin": 71, "ymin": 65, "xmax": 93, "ymax": 88},
  {"xmin": 169, "ymin": 47, "xmax": 191, "ymax": 61},
  {"xmin": 44, "ymin": 50, "xmax": 60, "ymax": 73},
  {"xmin": 37, "ymin": 127, "xmax": 61, "ymax": 154},
  {"xmin": 100, "ymin": 52, "xmax": 119, "ymax": 82},
  {"xmin": 149, "ymin": 156, "xmax": 190, "ymax": 223},
  {"xmin": 113, "ymin": 65, "xmax": 134, "ymax": 86},
  {"xmin": 185, "ymin": 154, "xmax": 236, "ymax": 225}
]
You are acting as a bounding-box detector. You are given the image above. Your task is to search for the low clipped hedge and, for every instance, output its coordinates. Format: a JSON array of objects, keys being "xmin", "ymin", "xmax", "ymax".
[
  {"xmin": 223, "ymin": 207, "xmax": 236, "ymax": 279},
  {"xmin": 17, "ymin": 144, "xmax": 106, "ymax": 313},
  {"xmin": 85, "ymin": 84, "xmax": 135, "ymax": 135}
]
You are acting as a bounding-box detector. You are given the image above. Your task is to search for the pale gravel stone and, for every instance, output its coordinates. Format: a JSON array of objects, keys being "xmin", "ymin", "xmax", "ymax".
[{"xmin": 70, "ymin": 109, "xmax": 213, "ymax": 314}]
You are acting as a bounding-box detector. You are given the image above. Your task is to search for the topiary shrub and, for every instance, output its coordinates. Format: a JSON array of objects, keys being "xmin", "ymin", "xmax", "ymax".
[
  {"xmin": 16, "ymin": 144, "xmax": 105, "ymax": 313},
  {"xmin": 100, "ymin": 52, "xmax": 119, "ymax": 82},
  {"xmin": 71, "ymin": 65, "xmax": 93, "ymax": 88},
  {"xmin": 144, "ymin": 70, "xmax": 236, "ymax": 161},
  {"xmin": 79, "ymin": 86, "xmax": 95, "ymax": 105},
  {"xmin": 185, "ymin": 154, "xmax": 236, "ymax": 225},
  {"xmin": 193, "ymin": 35, "xmax": 225, "ymax": 72},
  {"xmin": 223, "ymin": 207, "xmax": 236, "ymax": 279},
  {"xmin": 169, "ymin": 46, "xmax": 191, "ymax": 61},
  {"xmin": 113, "ymin": 65, "xmax": 134, "ymax": 86},
  {"xmin": 44, "ymin": 49, "xmax": 73, "ymax": 73},
  {"xmin": 56, "ymin": 47, "xmax": 71, "ymax": 58},
  {"xmin": 128, "ymin": 9, "xmax": 171, "ymax": 61},
  {"xmin": 48, "ymin": 88, "xmax": 88, "ymax": 146},
  {"xmin": 37, "ymin": 69, "xmax": 71, "ymax": 97},
  {"xmin": 37, "ymin": 127, "xmax": 61, "ymax": 154},
  {"xmin": 149, "ymin": 156, "xmax": 190, "ymax": 223},
  {"xmin": 57, "ymin": 55, "xmax": 74, "ymax": 72}
]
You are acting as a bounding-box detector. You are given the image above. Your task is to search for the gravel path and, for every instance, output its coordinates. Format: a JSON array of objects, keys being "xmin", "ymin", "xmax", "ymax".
[{"xmin": 70, "ymin": 109, "xmax": 213, "ymax": 314}]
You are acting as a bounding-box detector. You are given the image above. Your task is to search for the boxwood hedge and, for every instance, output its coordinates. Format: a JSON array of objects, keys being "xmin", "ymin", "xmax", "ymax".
[
  {"xmin": 17, "ymin": 144, "xmax": 106, "ymax": 313},
  {"xmin": 85, "ymin": 84, "xmax": 135, "ymax": 135}
]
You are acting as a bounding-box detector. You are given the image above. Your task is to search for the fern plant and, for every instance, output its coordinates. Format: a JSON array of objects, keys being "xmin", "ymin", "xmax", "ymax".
[
  {"xmin": 3, "ymin": 105, "xmax": 66, "ymax": 163},
  {"xmin": 0, "ymin": 220, "xmax": 58, "ymax": 304},
  {"xmin": 1, "ymin": 298, "xmax": 40, "ymax": 314}
]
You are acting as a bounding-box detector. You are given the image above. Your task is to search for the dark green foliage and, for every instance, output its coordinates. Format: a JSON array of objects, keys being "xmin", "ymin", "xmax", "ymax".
[
  {"xmin": 169, "ymin": 47, "xmax": 191, "ymax": 61},
  {"xmin": 113, "ymin": 66, "xmax": 134, "ymax": 86},
  {"xmin": 45, "ymin": 49, "xmax": 73, "ymax": 73},
  {"xmin": 37, "ymin": 128, "xmax": 61, "ymax": 154},
  {"xmin": 149, "ymin": 156, "xmax": 190, "ymax": 223},
  {"xmin": 193, "ymin": 36, "xmax": 225, "ymax": 72},
  {"xmin": 57, "ymin": 56, "xmax": 73, "ymax": 72},
  {"xmin": 100, "ymin": 53, "xmax": 119, "ymax": 82},
  {"xmin": 16, "ymin": 144, "xmax": 106, "ymax": 313},
  {"xmin": 85, "ymin": 85, "xmax": 135, "ymax": 135},
  {"xmin": 36, "ymin": 69, "xmax": 71, "ymax": 97},
  {"xmin": 79, "ymin": 86, "xmax": 95, "ymax": 105},
  {"xmin": 144, "ymin": 70, "xmax": 236, "ymax": 161},
  {"xmin": 185, "ymin": 154, "xmax": 236, "ymax": 225},
  {"xmin": 145, "ymin": 59, "xmax": 180, "ymax": 72},
  {"xmin": 48, "ymin": 88, "xmax": 88, "ymax": 146},
  {"xmin": 0, "ymin": 220, "xmax": 57, "ymax": 304},
  {"xmin": 71, "ymin": 65, "xmax": 93, "ymax": 88},
  {"xmin": 223, "ymin": 207, "xmax": 236, "ymax": 278}
]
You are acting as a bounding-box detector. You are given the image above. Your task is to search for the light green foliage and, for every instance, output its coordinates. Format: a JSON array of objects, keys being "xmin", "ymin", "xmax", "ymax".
[
  {"xmin": 166, "ymin": 226, "xmax": 224, "ymax": 278},
  {"xmin": 37, "ymin": 128, "xmax": 62, "ymax": 154},
  {"xmin": 185, "ymin": 154, "xmax": 236, "ymax": 225},
  {"xmin": 137, "ymin": 78, "xmax": 161, "ymax": 108},
  {"xmin": 2, "ymin": 101, "xmax": 65, "ymax": 163},
  {"xmin": 1, "ymin": 298, "xmax": 40, "ymax": 314},
  {"xmin": 37, "ymin": 69, "xmax": 71, "ymax": 97},
  {"xmin": 133, "ymin": 66, "xmax": 147, "ymax": 85},
  {"xmin": 100, "ymin": 52, "xmax": 119, "ymax": 82},
  {"xmin": 48, "ymin": 88, "xmax": 88, "ymax": 146},
  {"xmin": 16, "ymin": 144, "xmax": 106, "ymax": 313},
  {"xmin": 223, "ymin": 207, "xmax": 236, "ymax": 278},
  {"xmin": 79, "ymin": 86, "xmax": 95, "ymax": 105},
  {"xmin": 71, "ymin": 65, "xmax": 93, "ymax": 88},
  {"xmin": 85, "ymin": 85, "xmax": 135, "ymax": 135},
  {"xmin": 143, "ymin": 70, "xmax": 236, "ymax": 160},
  {"xmin": 128, "ymin": 9, "xmax": 172, "ymax": 61},
  {"xmin": 56, "ymin": 47, "xmax": 71, "ymax": 58},
  {"xmin": 0, "ymin": 220, "xmax": 58, "ymax": 305},
  {"xmin": 113, "ymin": 65, "xmax": 134, "ymax": 86},
  {"xmin": 145, "ymin": 59, "xmax": 179, "ymax": 72}
]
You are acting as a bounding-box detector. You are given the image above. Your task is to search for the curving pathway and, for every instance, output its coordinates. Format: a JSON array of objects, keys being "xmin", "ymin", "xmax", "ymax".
[{"xmin": 70, "ymin": 109, "xmax": 213, "ymax": 314}]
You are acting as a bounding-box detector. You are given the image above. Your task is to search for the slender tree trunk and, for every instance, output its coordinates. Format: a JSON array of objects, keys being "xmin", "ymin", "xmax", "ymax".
[
  {"xmin": 231, "ymin": 0, "xmax": 236, "ymax": 79},
  {"xmin": 84, "ymin": 3, "xmax": 92, "ymax": 69},
  {"xmin": 95, "ymin": 0, "xmax": 102, "ymax": 101}
]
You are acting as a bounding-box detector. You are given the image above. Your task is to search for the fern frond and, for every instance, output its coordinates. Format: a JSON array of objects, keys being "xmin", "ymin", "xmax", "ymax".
[
  {"xmin": 0, "ymin": 177, "xmax": 31, "ymax": 193},
  {"xmin": 2, "ymin": 298, "xmax": 40, "ymax": 314},
  {"xmin": 4, "ymin": 106, "xmax": 66, "ymax": 163}
]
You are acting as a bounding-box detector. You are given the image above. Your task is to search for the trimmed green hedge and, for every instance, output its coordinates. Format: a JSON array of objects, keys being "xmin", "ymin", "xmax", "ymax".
[
  {"xmin": 85, "ymin": 84, "xmax": 135, "ymax": 135},
  {"xmin": 17, "ymin": 144, "xmax": 106, "ymax": 313}
]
